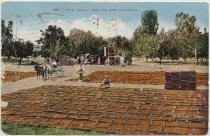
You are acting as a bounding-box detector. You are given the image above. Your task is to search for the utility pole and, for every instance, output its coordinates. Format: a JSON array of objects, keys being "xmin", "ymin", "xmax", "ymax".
[
  {"xmin": 195, "ymin": 46, "xmax": 197, "ymax": 65},
  {"xmin": 91, "ymin": 16, "xmax": 99, "ymax": 35}
]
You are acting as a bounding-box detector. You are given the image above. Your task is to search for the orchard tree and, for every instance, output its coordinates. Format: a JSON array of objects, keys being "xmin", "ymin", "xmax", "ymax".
[
  {"xmin": 88, "ymin": 36, "xmax": 107, "ymax": 56},
  {"xmin": 107, "ymin": 35, "xmax": 133, "ymax": 57},
  {"xmin": 84, "ymin": 31, "xmax": 106, "ymax": 56},
  {"xmin": 175, "ymin": 12, "xmax": 197, "ymax": 35},
  {"xmin": 132, "ymin": 9, "xmax": 159, "ymax": 60},
  {"xmin": 132, "ymin": 26, "xmax": 143, "ymax": 42},
  {"xmin": 106, "ymin": 36, "xmax": 133, "ymax": 64},
  {"xmin": 108, "ymin": 36, "xmax": 132, "ymax": 52},
  {"xmin": 36, "ymin": 25, "xmax": 67, "ymax": 59},
  {"xmin": 67, "ymin": 29, "xmax": 106, "ymax": 58},
  {"xmin": 1, "ymin": 20, "xmax": 13, "ymax": 60},
  {"xmin": 11, "ymin": 40, "xmax": 34, "ymax": 64},
  {"xmin": 197, "ymin": 28, "xmax": 208, "ymax": 63},
  {"xmin": 156, "ymin": 28, "xmax": 169, "ymax": 64},
  {"xmin": 175, "ymin": 12, "xmax": 200, "ymax": 62},
  {"xmin": 156, "ymin": 28, "xmax": 182, "ymax": 64},
  {"xmin": 66, "ymin": 28, "xmax": 89, "ymax": 57},
  {"xmin": 134, "ymin": 35, "xmax": 158, "ymax": 61},
  {"xmin": 166, "ymin": 30, "xmax": 181, "ymax": 62}
]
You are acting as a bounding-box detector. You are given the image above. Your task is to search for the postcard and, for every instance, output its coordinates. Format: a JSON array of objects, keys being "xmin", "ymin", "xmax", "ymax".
[{"xmin": 1, "ymin": 0, "xmax": 209, "ymax": 135}]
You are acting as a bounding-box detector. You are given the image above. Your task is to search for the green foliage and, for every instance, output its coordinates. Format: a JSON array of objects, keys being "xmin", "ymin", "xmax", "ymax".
[
  {"xmin": 107, "ymin": 35, "xmax": 133, "ymax": 55},
  {"xmin": 175, "ymin": 12, "xmax": 197, "ymax": 34},
  {"xmin": 168, "ymin": 44, "xmax": 180, "ymax": 62},
  {"xmin": 32, "ymin": 50, "xmax": 41, "ymax": 58},
  {"xmin": 1, "ymin": 20, "xmax": 14, "ymax": 59},
  {"xmin": 197, "ymin": 29, "xmax": 208, "ymax": 59},
  {"xmin": 134, "ymin": 35, "xmax": 158, "ymax": 61},
  {"xmin": 141, "ymin": 9, "xmax": 159, "ymax": 35},
  {"xmin": 165, "ymin": 30, "xmax": 181, "ymax": 62},
  {"xmin": 133, "ymin": 11, "xmax": 208, "ymax": 65},
  {"xmin": 133, "ymin": 9, "xmax": 159, "ymax": 61},
  {"xmin": 132, "ymin": 26, "xmax": 144, "ymax": 41},
  {"xmin": 66, "ymin": 29, "xmax": 106, "ymax": 57},
  {"xmin": 67, "ymin": 28, "xmax": 87, "ymax": 57},
  {"xmin": 175, "ymin": 12, "xmax": 201, "ymax": 62},
  {"xmin": 156, "ymin": 37, "xmax": 169, "ymax": 64},
  {"xmin": 124, "ymin": 52, "xmax": 133, "ymax": 64},
  {"xmin": 10, "ymin": 40, "xmax": 34, "ymax": 64},
  {"xmin": 1, "ymin": 20, "xmax": 34, "ymax": 64},
  {"xmin": 48, "ymin": 40, "xmax": 64, "ymax": 59},
  {"xmin": 2, "ymin": 123, "xmax": 101, "ymax": 135},
  {"xmin": 37, "ymin": 25, "xmax": 67, "ymax": 59}
]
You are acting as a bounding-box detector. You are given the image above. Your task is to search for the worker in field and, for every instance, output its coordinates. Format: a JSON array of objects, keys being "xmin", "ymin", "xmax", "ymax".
[{"xmin": 99, "ymin": 75, "xmax": 111, "ymax": 90}]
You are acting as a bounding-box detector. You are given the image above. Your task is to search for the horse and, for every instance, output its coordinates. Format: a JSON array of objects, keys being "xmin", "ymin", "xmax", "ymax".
[{"xmin": 34, "ymin": 65, "xmax": 48, "ymax": 80}]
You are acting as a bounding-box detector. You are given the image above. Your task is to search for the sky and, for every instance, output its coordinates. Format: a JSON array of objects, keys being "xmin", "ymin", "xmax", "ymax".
[{"xmin": 1, "ymin": 2, "xmax": 209, "ymax": 43}]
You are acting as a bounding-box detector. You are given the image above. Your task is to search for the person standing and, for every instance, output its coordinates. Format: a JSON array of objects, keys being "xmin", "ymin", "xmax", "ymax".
[
  {"xmin": 80, "ymin": 54, "xmax": 85, "ymax": 65},
  {"xmin": 47, "ymin": 59, "xmax": 53, "ymax": 67},
  {"xmin": 120, "ymin": 56, "xmax": 124, "ymax": 66}
]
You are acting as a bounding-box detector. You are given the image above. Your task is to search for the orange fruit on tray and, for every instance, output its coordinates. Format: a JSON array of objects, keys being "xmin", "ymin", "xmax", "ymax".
[{"xmin": 2, "ymin": 71, "xmax": 36, "ymax": 83}]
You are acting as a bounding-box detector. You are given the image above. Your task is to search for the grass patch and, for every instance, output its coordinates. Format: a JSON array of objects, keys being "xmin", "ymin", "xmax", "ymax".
[{"xmin": 1, "ymin": 123, "xmax": 102, "ymax": 135}]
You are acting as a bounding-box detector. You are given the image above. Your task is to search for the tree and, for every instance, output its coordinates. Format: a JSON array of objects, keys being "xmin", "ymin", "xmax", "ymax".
[
  {"xmin": 66, "ymin": 29, "xmax": 106, "ymax": 58},
  {"xmin": 175, "ymin": 12, "xmax": 200, "ymax": 62},
  {"xmin": 1, "ymin": 20, "xmax": 13, "ymax": 59},
  {"xmin": 106, "ymin": 36, "xmax": 133, "ymax": 64},
  {"xmin": 66, "ymin": 29, "xmax": 89, "ymax": 57},
  {"xmin": 166, "ymin": 29, "xmax": 181, "ymax": 62},
  {"xmin": 156, "ymin": 29, "xmax": 169, "ymax": 64},
  {"xmin": 36, "ymin": 25, "xmax": 67, "ymax": 59},
  {"xmin": 141, "ymin": 9, "xmax": 159, "ymax": 35},
  {"xmin": 107, "ymin": 35, "xmax": 133, "ymax": 58},
  {"xmin": 132, "ymin": 9, "xmax": 159, "ymax": 60},
  {"xmin": 197, "ymin": 28, "xmax": 208, "ymax": 63},
  {"xmin": 84, "ymin": 31, "xmax": 106, "ymax": 56},
  {"xmin": 11, "ymin": 40, "xmax": 34, "ymax": 64},
  {"xmin": 134, "ymin": 35, "xmax": 158, "ymax": 61},
  {"xmin": 108, "ymin": 36, "xmax": 132, "ymax": 52},
  {"xmin": 89, "ymin": 36, "xmax": 107, "ymax": 56},
  {"xmin": 175, "ymin": 12, "xmax": 197, "ymax": 35},
  {"xmin": 32, "ymin": 50, "xmax": 40, "ymax": 58}
]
